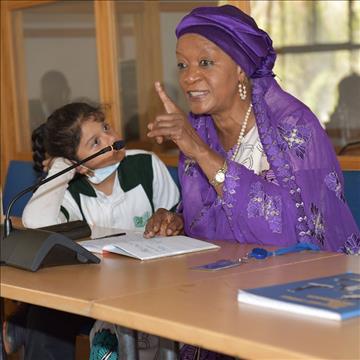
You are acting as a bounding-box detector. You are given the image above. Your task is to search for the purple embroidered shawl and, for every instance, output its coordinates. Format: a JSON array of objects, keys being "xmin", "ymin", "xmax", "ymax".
[
  {"xmin": 178, "ymin": 77, "xmax": 359, "ymax": 254},
  {"xmin": 175, "ymin": 5, "xmax": 359, "ymax": 255}
]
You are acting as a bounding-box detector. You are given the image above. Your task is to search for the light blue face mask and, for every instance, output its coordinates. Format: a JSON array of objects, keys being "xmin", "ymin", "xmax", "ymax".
[{"xmin": 86, "ymin": 162, "xmax": 120, "ymax": 184}]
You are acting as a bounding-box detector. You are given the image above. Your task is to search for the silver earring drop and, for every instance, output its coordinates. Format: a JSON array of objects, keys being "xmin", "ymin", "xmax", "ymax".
[{"xmin": 238, "ymin": 83, "xmax": 247, "ymax": 100}]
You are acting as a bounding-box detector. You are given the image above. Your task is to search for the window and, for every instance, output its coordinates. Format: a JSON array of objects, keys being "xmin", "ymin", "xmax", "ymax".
[{"xmin": 251, "ymin": 0, "xmax": 360, "ymax": 152}]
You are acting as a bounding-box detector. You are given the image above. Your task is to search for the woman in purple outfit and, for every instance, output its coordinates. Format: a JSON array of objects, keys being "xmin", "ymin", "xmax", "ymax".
[
  {"xmin": 145, "ymin": 5, "xmax": 359, "ymax": 358},
  {"xmin": 145, "ymin": 4, "xmax": 359, "ymax": 254}
]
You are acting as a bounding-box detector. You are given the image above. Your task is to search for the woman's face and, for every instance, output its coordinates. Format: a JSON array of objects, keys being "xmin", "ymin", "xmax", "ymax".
[
  {"xmin": 76, "ymin": 118, "xmax": 125, "ymax": 169},
  {"xmin": 176, "ymin": 33, "xmax": 243, "ymax": 115}
]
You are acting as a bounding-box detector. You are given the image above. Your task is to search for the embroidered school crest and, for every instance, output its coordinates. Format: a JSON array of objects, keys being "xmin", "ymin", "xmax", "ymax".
[{"xmin": 133, "ymin": 211, "xmax": 151, "ymax": 228}]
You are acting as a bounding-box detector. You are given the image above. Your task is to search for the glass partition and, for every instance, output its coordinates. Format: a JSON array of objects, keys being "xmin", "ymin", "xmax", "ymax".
[{"xmin": 11, "ymin": 0, "xmax": 99, "ymax": 152}]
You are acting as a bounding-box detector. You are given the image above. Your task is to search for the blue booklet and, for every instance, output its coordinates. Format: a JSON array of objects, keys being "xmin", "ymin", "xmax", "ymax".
[{"xmin": 237, "ymin": 272, "xmax": 360, "ymax": 321}]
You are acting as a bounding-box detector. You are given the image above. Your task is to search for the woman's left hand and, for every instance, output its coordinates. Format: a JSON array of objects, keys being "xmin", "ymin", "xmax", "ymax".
[
  {"xmin": 147, "ymin": 82, "xmax": 209, "ymax": 160},
  {"xmin": 144, "ymin": 208, "xmax": 184, "ymax": 238}
]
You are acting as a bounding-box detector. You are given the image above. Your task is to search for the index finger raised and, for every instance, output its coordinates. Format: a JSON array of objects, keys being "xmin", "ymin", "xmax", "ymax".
[{"xmin": 155, "ymin": 81, "xmax": 179, "ymax": 114}]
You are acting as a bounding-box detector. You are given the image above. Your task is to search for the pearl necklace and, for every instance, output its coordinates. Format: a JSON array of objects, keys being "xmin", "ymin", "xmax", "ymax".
[{"xmin": 231, "ymin": 103, "xmax": 253, "ymax": 161}]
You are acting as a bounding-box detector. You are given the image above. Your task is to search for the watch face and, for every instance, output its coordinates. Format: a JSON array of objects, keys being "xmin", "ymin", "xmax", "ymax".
[{"xmin": 215, "ymin": 171, "xmax": 225, "ymax": 183}]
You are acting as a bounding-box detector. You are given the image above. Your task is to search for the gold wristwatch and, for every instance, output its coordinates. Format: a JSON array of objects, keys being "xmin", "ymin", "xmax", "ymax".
[{"xmin": 210, "ymin": 160, "xmax": 227, "ymax": 187}]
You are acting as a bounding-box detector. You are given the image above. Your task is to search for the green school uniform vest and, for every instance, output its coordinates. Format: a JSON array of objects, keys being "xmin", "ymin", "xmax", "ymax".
[{"xmin": 60, "ymin": 154, "xmax": 154, "ymax": 221}]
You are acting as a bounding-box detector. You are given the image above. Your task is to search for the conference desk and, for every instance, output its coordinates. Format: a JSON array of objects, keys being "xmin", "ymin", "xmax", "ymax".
[{"xmin": 1, "ymin": 241, "xmax": 359, "ymax": 359}]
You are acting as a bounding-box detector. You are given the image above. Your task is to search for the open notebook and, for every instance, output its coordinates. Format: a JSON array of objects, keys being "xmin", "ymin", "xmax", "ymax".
[{"xmin": 79, "ymin": 231, "xmax": 219, "ymax": 260}]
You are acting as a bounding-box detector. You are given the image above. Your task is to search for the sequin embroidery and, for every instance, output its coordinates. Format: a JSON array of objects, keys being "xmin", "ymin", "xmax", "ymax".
[
  {"xmin": 325, "ymin": 171, "xmax": 345, "ymax": 202},
  {"xmin": 278, "ymin": 124, "xmax": 311, "ymax": 159},
  {"xmin": 338, "ymin": 233, "xmax": 360, "ymax": 255},
  {"xmin": 247, "ymin": 182, "xmax": 282, "ymax": 233},
  {"xmin": 309, "ymin": 203, "xmax": 325, "ymax": 246}
]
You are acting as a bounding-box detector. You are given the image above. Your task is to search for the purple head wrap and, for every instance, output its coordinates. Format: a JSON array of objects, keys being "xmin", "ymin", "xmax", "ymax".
[{"xmin": 175, "ymin": 5, "xmax": 276, "ymax": 79}]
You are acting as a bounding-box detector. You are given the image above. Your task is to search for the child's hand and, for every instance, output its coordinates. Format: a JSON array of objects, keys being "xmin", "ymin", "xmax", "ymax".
[
  {"xmin": 42, "ymin": 157, "xmax": 75, "ymax": 173},
  {"xmin": 42, "ymin": 157, "xmax": 58, "ymax": 172},
  {"xmin": 42, "ymin": 157, "xmax": 94, "ymax": 178},
  {"xmin": 76, "ymin": 164, "xmax": 94, "ymax": 176},
  {"xmin": 144, "ymin": 208, "xmax": 184, "ymax": 238}
]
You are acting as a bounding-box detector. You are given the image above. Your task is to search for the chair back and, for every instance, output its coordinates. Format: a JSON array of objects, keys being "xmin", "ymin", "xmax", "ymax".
[
  {"xmin": 343, "ymin": 170, "xmax": 360, "ymax": 228},
  {"xmin": 2, "ymin": 160, "xmax": 39, "ymax": 217},
  {"xmin": 167, "ymin": 165, "xmax": 180, "ymax": 191}
]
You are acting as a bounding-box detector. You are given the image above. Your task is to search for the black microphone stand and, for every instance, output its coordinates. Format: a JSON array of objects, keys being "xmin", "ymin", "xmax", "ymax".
[{"xmin": 3, "ymin": 140, "xmax": 125, "ymax": 237}]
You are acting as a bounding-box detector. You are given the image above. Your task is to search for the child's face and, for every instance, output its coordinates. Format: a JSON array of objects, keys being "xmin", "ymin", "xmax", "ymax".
[{"xmin": 76, "ymin": 118, "xmax": 125, "ymax": 169}]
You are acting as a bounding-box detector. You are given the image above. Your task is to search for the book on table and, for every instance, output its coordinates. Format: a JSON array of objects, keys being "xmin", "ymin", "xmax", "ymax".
[
  {"xmin": 78, "ymin": 231, "xmax": 219, "ymax": 260},
  {"xmin": 237, "ymin": 272, "xmax": 360, "ymax": 321}
]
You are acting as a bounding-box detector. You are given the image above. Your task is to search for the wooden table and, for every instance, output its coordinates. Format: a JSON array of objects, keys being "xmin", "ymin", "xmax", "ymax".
[{"xmin": 1, "ymin": 241, "xmax": 359, "ymax": 359}]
